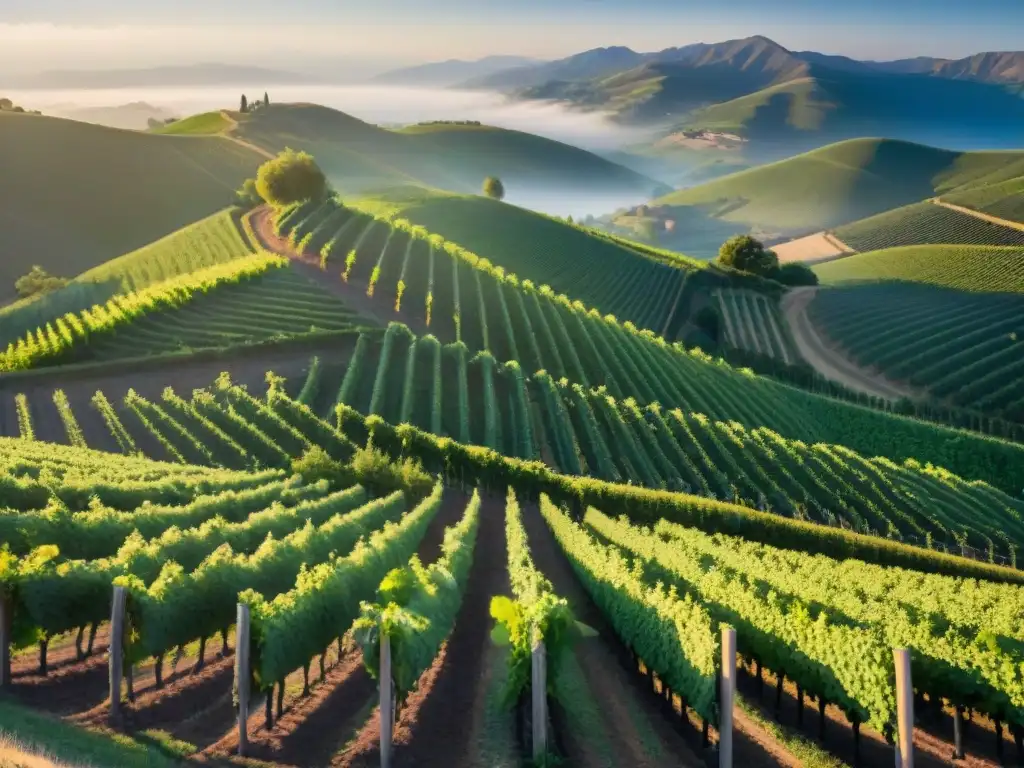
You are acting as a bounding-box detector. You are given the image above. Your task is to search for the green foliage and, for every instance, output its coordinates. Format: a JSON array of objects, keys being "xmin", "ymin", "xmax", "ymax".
[
  {"xmin": 256, "ymin": 149, "xmax": 328, "ymax": 207},
  {"xmin": 540, "ymin": 496, "xmax": 720, "ymax": 721},
  {"xmin": 482, "ymin": 176, "xmax": 505, "ymax": 201},
  {"xmin": 491, "ymin": 489, "xmax": 583, "ymax": 707},
  {"xmin": 245, "ymin": 483, "xmax": 442, "ymax": 688},
  {"xmin": 14, "ymin": 266, "xmax": 68, "ymax": 300},
  {"xmin": 770, "ymin": 262, "xmax": 818, "ymax": 286},
  {"xmin": 234, "ymin": 178, "xmax": 263, "ymax": 208},
  {"xmin": 355, "ymin": 491, "xmax": 480, "ymax": 701},
  {"xmin": 717, "ymin": 235, "xmax": 779, "ymax": 276}
]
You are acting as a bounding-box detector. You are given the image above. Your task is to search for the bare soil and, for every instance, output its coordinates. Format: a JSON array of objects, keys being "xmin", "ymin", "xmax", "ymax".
[
  {"xmin": 248, "ymin": 206, "xmax": 429, "ymax": 338},
  {"xmin": 780, "ymin": 286, "xmax": 918, "ymax": 401},
  {"xmin": 772, "ymin": 232, "xmax": 855, "ymax": 264}
]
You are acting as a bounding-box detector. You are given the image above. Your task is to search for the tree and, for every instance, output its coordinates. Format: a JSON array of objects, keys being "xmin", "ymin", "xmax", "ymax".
[
  {"xmin": 240, "ymin": 94, "xmax": 249, "ymax": 113},
  {"xmin": 0, "ymin": 98, "xmax": 12, "ymax": 111},
  {"xmin": 716, "ymin": 235, "xmax": 778, "ymax": 276},
  {"xmin": 264, "ymin": 92, "xmax": 270, "ymax": 106},
  {"xmin": 256, "ymin": 148, "xmax": 328, "ymax": 206},
  {"xmin": 771, "ymin": 262, "xmax": 819, "ymax": 286},
  {"xmin": 483, "ymin": 176, "xmax": 505, "ymax": 201},
  {"xmin": 234, "ymin": 178, "xmax": 263, "ymax": 208},
  {"xmin": 15, "ymin": 266, "xmax": 68, "ymax": 299}
]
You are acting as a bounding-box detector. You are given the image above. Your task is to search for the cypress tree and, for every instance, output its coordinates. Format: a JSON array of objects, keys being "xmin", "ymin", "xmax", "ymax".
[
  {"xmin": 264, "ymin": 91, "xmax": 270, "ymax": 106},
  {"xmin": 240, "ymin": 94, "xmax": 249, "ymax": 113}
]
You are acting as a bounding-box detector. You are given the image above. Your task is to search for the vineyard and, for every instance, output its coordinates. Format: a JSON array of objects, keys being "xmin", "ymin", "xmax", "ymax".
[
  {"xmin": 257, "ymin": 201, "xmax": 1024, "ymax": 497},
  {"xmin": 943, "ymin": 175, "xmax": 1024, "ymax": 226},
  {"xmin": 0, "ymin": 209, "xmax": 256, "ymax": 351},
  {"xmin": 714, "ymin": 290, "xmax": 797, "ymax": 364},
  {"xmin": 8, "ymin": 135, "xmax": 1024, "ymax": 768},
  {"xmin": 4, "ymin": 422, "xmax": 1023, "ymax": 767},
  {"xmin": 814, "ymin": 244, "xmax": 1024, "ymax": 294},
  {"xmin": 832, "ymin": 202, "xmax": 1024, "ymax": 252},
  {"xmin": 808, "ymin": 283, "xmax": 1024, "ymax": 422},
  {"xmin": 5, "ymin": 356, "xmax": 1024, "ymax": 568}
]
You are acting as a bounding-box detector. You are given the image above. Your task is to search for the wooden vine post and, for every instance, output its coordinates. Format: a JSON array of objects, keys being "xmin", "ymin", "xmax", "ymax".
[
  {"xmin": 235, "ymin": 603, "xmax": 251, "ymax": 757},
  {"xmin": 109, "ymin": 585, "xmax": 127, "ymax": 725},
  {"xmin": 0, "ymin": 591, "xmax": 11, "ymax": 688},
  {"xmin": 893, "ymin": 648, "xmax": 914, "ymax": 768},
  {"xmin": 380, "ymin": 633, "xmax": 395, "ymax": 768},
  {"xmin": 719, "ymin": 626, "xmax": 736, "ymax": 768},
  {"xmin": 532, "ymin": 632, "xmax": 549, "ymax": 762}
]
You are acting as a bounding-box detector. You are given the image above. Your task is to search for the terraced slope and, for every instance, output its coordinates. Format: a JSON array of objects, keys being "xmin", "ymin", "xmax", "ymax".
[
  {"xmin": 833, "ymin": 202, "xmax": 1024, "ymax": 252},
  {"xmin": 0, "ymin": 111, "xmax": 261, "ymax": 299},
  {"xmin": 715, "ymin": 289, "xmax": 797, "ymax": 364},
  {"xmin": 0, "ymin": 209, "xmax": 255, "ymax": 349},
  {"xmin": 814, "ymin": 244, "xmax": 1024, "ymax": 293},
  {"xmin": 808, "ymin": 283, "xmax": 1024, "ymax": 422}
]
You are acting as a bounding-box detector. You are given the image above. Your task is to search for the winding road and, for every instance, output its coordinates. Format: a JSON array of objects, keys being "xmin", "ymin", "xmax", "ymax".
[{"xmin": 780, "ymin": 287, "xmax": 917, "ymax": 402}]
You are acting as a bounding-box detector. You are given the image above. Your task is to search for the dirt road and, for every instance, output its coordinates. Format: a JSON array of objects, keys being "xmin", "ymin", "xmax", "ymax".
[
  {"xmin": 780, "ymin": 287, "xmax": 917, "ymax": 401},
  {"xmin": 933, "ymin": 198, "xmax": 1024, "ymax": 233}
]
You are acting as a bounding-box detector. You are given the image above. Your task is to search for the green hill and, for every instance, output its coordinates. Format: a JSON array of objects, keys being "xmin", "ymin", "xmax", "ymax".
[
  {"xmin": 231, "ymin": 103, "xmax": 658, "ymax": 196},
  {"xmin": 942, "ymin": 172, "xmax": 1024, "ymax": 226},
  {"xmin": 153, "ymin": 111, "xmax": 232, "ymax": 135},
  {"xmin": 834, "ymin": 202, "xmax": 1024, "ymax": 252},
  {"xmin": 814, "ymin": 244, "xmax": 1024, "ymax": 293},
  {"xmin": 0, "ymin": 111, "xmax": 261, "ymax": 301},
  {"xmin": 648, "ymin": 138, "xmax": 1024, "ymax": 233}
]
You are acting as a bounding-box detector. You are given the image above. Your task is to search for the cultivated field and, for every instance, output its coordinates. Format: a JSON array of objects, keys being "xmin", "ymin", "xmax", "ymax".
[
  {"xmin": 771, "ymin": 232, "xmax": 853, "ymax": 264},
  {"xmin": 808, "ymin": 283, "xmax": 1024, "ymax": 422},
  {"xmin": 834, "ymin": 201, "xmax": 1024, "ymax": 252}
]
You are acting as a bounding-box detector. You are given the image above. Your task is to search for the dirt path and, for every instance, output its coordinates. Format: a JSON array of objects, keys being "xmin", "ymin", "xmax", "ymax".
[
  {"xmin": 334, "ymin": 492, "xmax": 514, "ymax": 768},
  {"xmin": 780, "ymin": 287, "xmax": 918, "ymax": 401},
  {"xmin": 519, "ymin": 503, "xmax": 780, "ymax": 768},
  {"xmin": 217, "ymin": 110, "xmax": 276, "ymax": 160},
  {"xmin": 934, "ymin": 198, "xmax": 1024, "ymax": 233},
  {"xmin": 247, "ymin": 206, "xmax": 428, "ymax": 336}
]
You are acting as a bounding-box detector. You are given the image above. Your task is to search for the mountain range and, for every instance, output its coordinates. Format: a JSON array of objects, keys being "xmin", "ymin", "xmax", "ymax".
[
  {"xmin": 370, "ymin": 56, "xmax": 541, "ymax": 88},
  {"xmin": 433, "ymin": 36, "xmax": 1024, "ymax": 151}
]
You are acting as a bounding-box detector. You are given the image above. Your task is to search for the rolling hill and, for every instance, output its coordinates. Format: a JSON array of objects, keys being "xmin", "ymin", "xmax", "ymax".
[
  {"xmin": 813, "ymin": 244, "xmax": 1024, "ymax": 293},
  {"xmin": 644, "ymin": 138, "xmax": 1024, "ymax": 234},
  {"xmin": 231, "ymin": 103, "xmax": 660, "ymax": 197},
  {"xmin": 0, "ymin": 110, "xmax": 262, "ymax": 302}
]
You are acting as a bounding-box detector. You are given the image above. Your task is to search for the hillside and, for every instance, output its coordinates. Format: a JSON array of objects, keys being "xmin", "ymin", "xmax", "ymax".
[
  {"xmin": 645, "ymin": 138, "xmax": 1024, "ymax": 233},
  {"xmin": 679, "ymin": 68, "xmax": 1024, "ymax": 147},
  {"xmin": 814, "ymin": 244, "xmax": 1024, "ymax": 293},
  {"xmin": 0, "ymin": 111, "xmax": 261, "ymax": 301},
  {"xmin": 232, "ymin": 104, "xmax": 658, "ymax": 197}
]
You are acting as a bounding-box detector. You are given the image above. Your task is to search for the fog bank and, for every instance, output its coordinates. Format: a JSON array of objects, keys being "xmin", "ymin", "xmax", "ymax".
[{"xmin": 6, "ymin": 83, "xmax": 652, "ymax": 152}]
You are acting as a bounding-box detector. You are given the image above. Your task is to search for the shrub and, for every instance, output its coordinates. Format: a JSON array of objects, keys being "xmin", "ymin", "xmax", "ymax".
[
  {"xmin": 771, "ymin": 262, "xmax": 820, "ymax": 286},
  {"xmin": 234, "ymin": 178, "xmax": 263, "ymax": 208},
  {"xmin": 14, "ymin": 266, "xmax": 68, "ymax": 299}
]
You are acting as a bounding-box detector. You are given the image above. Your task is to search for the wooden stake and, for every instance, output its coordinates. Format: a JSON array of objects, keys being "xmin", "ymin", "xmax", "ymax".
[
  {"xmin": 381, "ymin": 633, "xmax": 395, "ymax": 768},
  {"xmin": 235, "ymin": 604, "xmax": 251, "ymax": 757},
  {"xmin": 796, "ymin": 685, "xmax": 804, "ymax": 725},
  {"xmin": 532, "ymin": 637, "xmax": 548, "ymax": 762},
  {"xmin": 893, "ymin": 648, "xmax": 913, "ymax": 768},
  {"xmin": 953, "ymin": 705, "xmax": 965, "ymax": 760},
  {"xmin": 109, "ymin": 586, "xmax": 127, "ymax": 725},
  {"xmin": 264, "ymin": 684, "xmax": 274, "ymax": 730},
  {"xmin": 720, "ymin": 627, "xmax": 736, "ymax": 768}
]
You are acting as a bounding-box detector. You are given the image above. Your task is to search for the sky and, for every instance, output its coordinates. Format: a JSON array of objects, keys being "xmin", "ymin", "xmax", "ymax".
[{"xmin": 2, "ymin": 0, "xmax": 1023, "ymax": 75}]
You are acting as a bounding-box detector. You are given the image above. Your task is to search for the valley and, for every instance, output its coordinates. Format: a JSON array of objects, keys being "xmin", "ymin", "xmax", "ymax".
[{"xmin": 3, "ymin": 13, "xmax": 1024, "ymax": 768}]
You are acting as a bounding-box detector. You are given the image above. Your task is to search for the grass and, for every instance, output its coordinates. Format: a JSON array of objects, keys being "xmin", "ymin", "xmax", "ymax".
[
  {"xmin": 0, "ymin": 700, "xmax": 184, "ymax": 768},
  {"xmin": 943, "ymin": 172, "xmax": 1024, "ymax": 225},
  {"xmin": 814, "ymin": 244, "xmax": 1024, "ymax": 293},
  {"xmin": 233, "ymin": 103, "xmax": 655, "ymax": 196},
  {"xmin": 0, "ymin": 111, "xmax": 261, "ymax": 303},
  {"xmin": 153, "ymin": 111, "xmax": 231, "ymax": 135},
  {"xmin": 652, "ymin": 138, "xmax": 1024, "ymax": 233}
]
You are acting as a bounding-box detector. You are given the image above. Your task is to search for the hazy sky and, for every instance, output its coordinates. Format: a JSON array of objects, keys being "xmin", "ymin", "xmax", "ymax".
[{"xmin": 2, "ymin": 0, "xmax": 1023, "ymax": 74}]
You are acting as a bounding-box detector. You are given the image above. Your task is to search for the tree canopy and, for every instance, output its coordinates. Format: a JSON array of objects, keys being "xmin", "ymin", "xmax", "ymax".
[
  {"xmin": 483, "ymin": 176, "xmax": 505, "ymax": 201},
  {"xmin": 716, "ymin": 235, "xmax": 778, "ymax": 276},
  {"xmin": 15, "ymin": 266, "xmax": 67, "ymax": 299},
  {"xmin": 256, "ymin": 149, "xmax": 329, "ymax": 207}
]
